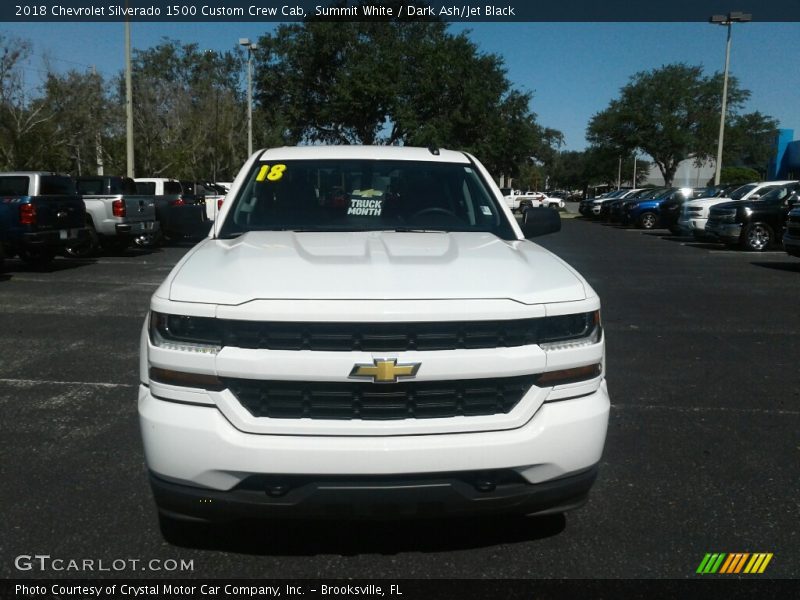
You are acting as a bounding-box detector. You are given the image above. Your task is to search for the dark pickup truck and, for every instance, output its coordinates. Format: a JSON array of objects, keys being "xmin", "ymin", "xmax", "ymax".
[
  {"xmin": 784, "ymin": 206, "xmax": 800, "ymax": 258},
  {"xmin": 133, "ymin": 178, "xmax": 210, "ymax": 244},
  {"xmin": 0, "ymin": 172, "xmax": 87, "ymax": 267},
  {"xmin": 705, "ymin": 182, "xmax": 800, "ymax": 251}
]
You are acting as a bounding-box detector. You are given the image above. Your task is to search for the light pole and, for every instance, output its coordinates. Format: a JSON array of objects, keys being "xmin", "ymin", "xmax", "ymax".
[
  {"xmin": 709, "ymin": 12, "xmax": 751, "ymax": 186},
  {"xmin": 239, "ymin": 37, "xmax": 258, "ymax": 157},
  {"xmin": 124, "ymin": 7, "xmax": 134, "ymax": 177}
]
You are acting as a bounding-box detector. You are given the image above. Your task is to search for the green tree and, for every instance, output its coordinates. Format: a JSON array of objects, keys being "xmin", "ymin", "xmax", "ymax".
[
  {"xmin": 253, "ymin": 14, "xmax": 558, "ymax": 175},
  {"xmin": 723, "ymin": 111, "xmax": 778, "ymax": 177},
  {"xmin": 715, "ymin": 166, "xmax": 761, "ymax": 185},
  {"xmin": 587, "ymin": 63, "xmax": 750, "ymax": 186},
  {"xmin": 41, "ymin": 69, "xmax": 114, "ymax": 175},
  {"xmin": 0, "ymin": 34, "xmax": 55, "ymax": 170},
  {"xmin": 126, "ymin": 40, "xmax": 245, "ymax": 179}
]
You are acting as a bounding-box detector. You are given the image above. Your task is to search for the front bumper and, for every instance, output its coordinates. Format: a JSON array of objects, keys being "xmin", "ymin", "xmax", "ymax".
[
  {"xmin": 139, "ymin": 381, "xmax": 610, "ymax": 520},
  {"xmin": 151, "ymin": 465, "xmax": 599, "ymax": 522},
  {"xmin": 705, "ymin": 222, "xmax": 742, "ymax": 243}
]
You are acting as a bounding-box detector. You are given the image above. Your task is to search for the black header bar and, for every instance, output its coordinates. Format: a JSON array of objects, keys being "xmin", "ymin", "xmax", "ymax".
[
  {"xmin": 4, "ymin": 579, "xmax": 800, "ymax": 600},
  {"xmin": 3, "ymin": 0, "xmax": 800, "ymax": 23}
]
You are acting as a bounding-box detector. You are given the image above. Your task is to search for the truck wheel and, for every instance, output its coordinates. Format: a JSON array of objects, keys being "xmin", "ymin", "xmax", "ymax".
[
  {"xmin": 638, "ymin": 212, "xmax": 658, "ymax": 229},
  {"xmin": 64, "ymin": 224, "xmax": 99, "ymax": 258},
  {"xmin": 19, "ymin": 247, "xmax": 55, "ymax": 267},
  {"xmin": 742, "ymin": 223, "xmax": 772, "ymax": 251}
]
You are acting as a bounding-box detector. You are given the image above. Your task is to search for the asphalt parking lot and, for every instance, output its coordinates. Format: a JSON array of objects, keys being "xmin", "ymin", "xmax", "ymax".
[{"xmin": 1, "ymin": 219, "xmax": 799, "ymax": 579}]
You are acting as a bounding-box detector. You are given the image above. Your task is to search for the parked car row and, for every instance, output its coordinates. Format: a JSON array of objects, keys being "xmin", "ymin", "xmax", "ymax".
[
  {"xmin": 0, "ymin": 171, "xmax": 220, "ymax": 268},
  {"xmin": 580, "ymin": 180, "xmax": 800, "ymax": 256}
]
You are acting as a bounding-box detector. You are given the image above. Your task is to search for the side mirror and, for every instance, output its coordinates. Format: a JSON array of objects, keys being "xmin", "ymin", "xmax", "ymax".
[{"xmin": 521, "ymin": 207, "xmax": 561, "ymax": 238}]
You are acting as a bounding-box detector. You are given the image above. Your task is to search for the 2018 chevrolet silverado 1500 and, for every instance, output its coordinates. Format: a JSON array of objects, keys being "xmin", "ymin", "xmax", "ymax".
[
  {"xmin": 139, "ymin": 146, "xmax": 610, "ymax": 538},
  {"xmin": 66, "ymin": 176, "xmax": 159, "ymax": 257},
  {"xmin": 0, "ymin": 172, "xmax": 87, "ymax": 266},
  {"xmin": 679, "ymin": 180, "xmax": 798, "ymax": 240},
  {"xmin": 705, "ymin": 182, "xmax": 800, "ymax": 251}
]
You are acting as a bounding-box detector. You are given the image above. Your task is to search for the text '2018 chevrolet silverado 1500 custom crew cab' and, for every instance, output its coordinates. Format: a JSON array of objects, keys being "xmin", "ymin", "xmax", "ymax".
[{"xmin": 138, "ymin": 146, "xmax": 610, "ymax": 537}]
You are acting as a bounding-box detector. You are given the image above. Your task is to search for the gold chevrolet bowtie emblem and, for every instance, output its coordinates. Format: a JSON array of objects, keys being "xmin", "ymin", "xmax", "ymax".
[{"xmin": 349, "ymin": 358, "xmax": 421, "ymax": 383}]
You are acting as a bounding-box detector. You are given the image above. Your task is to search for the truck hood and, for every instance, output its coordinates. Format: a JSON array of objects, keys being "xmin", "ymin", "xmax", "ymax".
[
  {"xmin": 166, "ymin": 231, "xmax": 588, "ymax": 305},
  {"xmin": 687, "ymin": 197, "xmax": 732, "ymax": 209}
]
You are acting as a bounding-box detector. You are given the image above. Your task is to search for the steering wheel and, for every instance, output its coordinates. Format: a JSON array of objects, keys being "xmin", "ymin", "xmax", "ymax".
[{"xmin": 410, "ymin": 207, "xmax": 459, "ymax": 220}]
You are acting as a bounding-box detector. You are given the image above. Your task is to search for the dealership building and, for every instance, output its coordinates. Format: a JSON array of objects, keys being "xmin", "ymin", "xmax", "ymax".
[{"xmin": 769, "ymin": 129, "xmax": 800, "ymax": 180}]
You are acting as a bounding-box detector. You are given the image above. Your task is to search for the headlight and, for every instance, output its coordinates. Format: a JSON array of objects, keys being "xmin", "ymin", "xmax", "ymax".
[
  {"xmin": 149, "ymin": 312, "xmax": 222, "ymax": 354},
  {"xmin": 539, "ymin": 310, "xmax": 602, "ymax": 351}
]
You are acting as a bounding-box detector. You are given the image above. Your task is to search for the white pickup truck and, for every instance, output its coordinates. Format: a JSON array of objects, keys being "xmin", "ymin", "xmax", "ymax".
[
  {"xmin": 502, "ymin": 189, "xmax": 564, "ymax": 212},
  {"xmin": 67, "ymin": 176, "xmax": 159, "ymax": 257},
  {"xmin": 139, "ymin": 146, "xmax": 609, "ymax": 539}
]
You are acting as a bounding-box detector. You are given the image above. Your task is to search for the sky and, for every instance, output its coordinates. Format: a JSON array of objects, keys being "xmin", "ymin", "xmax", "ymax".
[{"xmin": 5, "ymin": 20, "xmax": 800, "ymax": 151}]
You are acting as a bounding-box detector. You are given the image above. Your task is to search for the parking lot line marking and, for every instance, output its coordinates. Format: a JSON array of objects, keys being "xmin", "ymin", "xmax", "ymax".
[
  {"xmin": 612, "ymin": 403, "xmax": 800, "ymax": 416},
  {"xmin": 9, "ymin": 277, "xmax": 161, "ymax": 286},
  {"xmin": 0, "ymin": 378, "xmax": 136, "ymax": 389}
]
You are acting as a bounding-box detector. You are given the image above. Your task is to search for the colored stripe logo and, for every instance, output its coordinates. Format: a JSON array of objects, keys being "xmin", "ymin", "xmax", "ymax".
[{"xmin": 696, "ymin": 553, "xmax": 773, "ymax": 574}]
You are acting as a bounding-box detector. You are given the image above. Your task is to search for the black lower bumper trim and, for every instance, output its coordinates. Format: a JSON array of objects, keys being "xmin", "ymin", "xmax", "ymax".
[
  {"xmin": 150, "ymin": 465, "xmax": 599, "ymax": 522},
  {"xmin": 22, "ymin": 228, "xmax": 88, "ymax": 247}
]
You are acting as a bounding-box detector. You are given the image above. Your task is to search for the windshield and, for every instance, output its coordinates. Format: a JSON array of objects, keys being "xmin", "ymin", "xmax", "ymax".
[
  {"xmin": 729, "ymin": 184, "xmax": 757, "ymax": 200},
  {"xmin": 218, "ymin": 159, "xmax": 515, "ymax": 239},
  {"xmin": 758, "ymin": 184, "xmax": 799, "ymax": 203},
  {"xmin": 635, "ymin": 188, "xmax": 665, "ymax": 200}
]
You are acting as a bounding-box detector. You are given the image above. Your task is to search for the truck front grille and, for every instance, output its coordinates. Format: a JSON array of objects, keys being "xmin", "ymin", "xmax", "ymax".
[
  {"xmin": 225, "ymin": 375, "xmax": 538, "ymax": 420},
  {"xmin": 222, "ymin": 319, "xmax": 543, "ymax": 351}
]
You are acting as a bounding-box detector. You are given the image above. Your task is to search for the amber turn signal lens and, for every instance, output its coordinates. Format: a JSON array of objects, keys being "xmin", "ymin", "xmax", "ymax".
[{"xmin": 537, "ymin": 363, "xmax": 602, "ymax": 386}]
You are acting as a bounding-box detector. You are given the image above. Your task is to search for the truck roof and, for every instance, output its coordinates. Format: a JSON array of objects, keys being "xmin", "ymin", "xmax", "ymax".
[{"xmin": 256, "ymin": 145, "xmax": 471, "ymax": 163}]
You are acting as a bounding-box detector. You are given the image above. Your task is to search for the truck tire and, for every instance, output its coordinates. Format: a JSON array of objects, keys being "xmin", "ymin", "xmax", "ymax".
[
  {"xmin": 64, "ymin": 223, "xmax": 99, "ymax": 258},
  {"xmin": 742, "ymin": 222, "xmax": 772, "ymax": 251}
]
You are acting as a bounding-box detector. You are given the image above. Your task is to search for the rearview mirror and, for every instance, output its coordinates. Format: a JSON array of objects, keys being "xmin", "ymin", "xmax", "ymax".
[{"xmin": 521, "ymin": 207, "xmax": 561, "ymax": 238}]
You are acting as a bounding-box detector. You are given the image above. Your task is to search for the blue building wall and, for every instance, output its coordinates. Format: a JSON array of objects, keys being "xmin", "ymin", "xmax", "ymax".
[
  {"xmin": 768, "ymin": 129, "xmax": 799, "ymax": 179},
  {"xmin": 781, "ymin": 141, "xmax": 800, "ymax": 179}
]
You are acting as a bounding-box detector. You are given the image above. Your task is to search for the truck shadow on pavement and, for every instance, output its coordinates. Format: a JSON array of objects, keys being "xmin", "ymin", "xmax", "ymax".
[
  {"xmin": 750, "ymin": 261, "xmax": 800, "ymax": 273},
  {"xmin": 166, "ymin": 514, "xmax": 566, "ymax": 555},
  {"xmin": 1, "ymin": 257, "xmax": 97, "ymax": 274}
]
